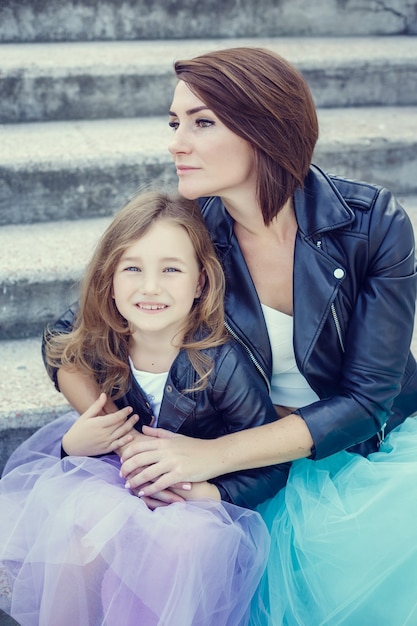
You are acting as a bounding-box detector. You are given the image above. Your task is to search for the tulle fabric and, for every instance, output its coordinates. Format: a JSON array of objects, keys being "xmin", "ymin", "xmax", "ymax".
[
  {"xmin": 0, "ymin": 413, "xmax": 270, "ymax": 626},
  {"xmin": 250, "ymin": 416, "xmax": 417, "ymax": 626}
]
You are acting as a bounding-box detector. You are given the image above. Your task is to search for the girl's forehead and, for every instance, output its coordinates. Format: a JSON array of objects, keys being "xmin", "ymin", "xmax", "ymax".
[{"xmin": 121, "ymin": 220, "xmax": 195, "ymax": 252}]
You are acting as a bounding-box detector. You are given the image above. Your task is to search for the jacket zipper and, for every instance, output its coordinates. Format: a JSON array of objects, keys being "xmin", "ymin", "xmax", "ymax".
[
  {"xmin": 224, "ymin": 320, "xmax": 271, "ymax": 393},
  {"xmin": 316, "ymin": 238, "xmax": 345, "ymax": 354},
  {"xmin": 331, "ymin": 303, "xmax": 345, "ymax": 353}
]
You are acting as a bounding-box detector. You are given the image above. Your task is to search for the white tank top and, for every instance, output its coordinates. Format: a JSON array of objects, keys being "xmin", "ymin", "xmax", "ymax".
[{"xmin": 261, "ymin": 303, "xmax": 319, "ymax": 408}]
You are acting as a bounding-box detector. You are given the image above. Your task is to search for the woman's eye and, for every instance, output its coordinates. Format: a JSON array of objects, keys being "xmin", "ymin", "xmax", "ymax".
[
  {"xmin": 168, "ymin": 120, "xmax": 179, "ymax": 130},
  {"xmin": 164, "ymin": 267, "xmax": 180, "ymax": 273},
  {"xmin": 196, "ymin": 118, "xmax": 214, "ymax": 128},
  {"xmin": 124, "ymin": 266, "xmax": 140, "ymax": 272}
]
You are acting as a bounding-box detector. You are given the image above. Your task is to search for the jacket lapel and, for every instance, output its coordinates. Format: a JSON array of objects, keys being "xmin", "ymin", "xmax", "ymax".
[{"xmin": 292, "ymin": 166, "xmax": 354, "ymax": 370}]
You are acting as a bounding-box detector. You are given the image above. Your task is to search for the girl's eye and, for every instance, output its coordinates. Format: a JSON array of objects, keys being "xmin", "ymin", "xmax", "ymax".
[
  {"xmin": 168, "ymin": 120, "xmax": 179, "ymax": 130},
  {"xmin": 124, "ymin": 266, "xmax": 140, "ymax": 272},
  {"xmin": 164, "ymin": 267, "xmax": 180, "ymax": 273}
]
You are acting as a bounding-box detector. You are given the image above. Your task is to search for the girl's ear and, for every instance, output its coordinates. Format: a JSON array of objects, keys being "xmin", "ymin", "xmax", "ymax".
[{"xmin": 195, "ymin": 269, "xmax": 206, "ymax": 298}]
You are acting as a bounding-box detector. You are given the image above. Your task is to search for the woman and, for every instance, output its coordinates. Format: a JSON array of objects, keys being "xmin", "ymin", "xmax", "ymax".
[{"xmin": 47, "ymin": 48, "xmax": 417, "ymax": 624}]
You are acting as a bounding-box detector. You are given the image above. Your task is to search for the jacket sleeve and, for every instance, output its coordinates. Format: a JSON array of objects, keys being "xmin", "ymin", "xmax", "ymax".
[
  {"xmin": 298, "ymin": 188, "xmax": 417, "ymax": 459},
  {"xmin": 41, "ymin": 303, "xmax": 79, "ymax": 391},
  {"xmin": 207, "ymin": 342, "xmax": 290, "ymax": 509}
]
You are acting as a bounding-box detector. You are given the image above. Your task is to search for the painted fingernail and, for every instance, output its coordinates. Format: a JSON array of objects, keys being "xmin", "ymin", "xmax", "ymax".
[
  {"xmin": 125, "ymin": 482, "xmax": 131, "ymax": 489},
  {"xmin": 137, "ymin": 490, "xmax": 145, "ymax": 497}
]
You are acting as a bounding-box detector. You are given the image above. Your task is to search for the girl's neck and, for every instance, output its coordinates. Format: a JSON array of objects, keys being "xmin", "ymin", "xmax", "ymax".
[{"xmin": 128, "ymin": 333, "xmax": 181, "ymax": 373}]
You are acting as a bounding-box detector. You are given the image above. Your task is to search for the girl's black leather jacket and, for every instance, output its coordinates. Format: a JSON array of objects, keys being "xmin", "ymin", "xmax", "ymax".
[{"xmin": 199, "ymin": 164, "xmax": 417, "ymax": 459}]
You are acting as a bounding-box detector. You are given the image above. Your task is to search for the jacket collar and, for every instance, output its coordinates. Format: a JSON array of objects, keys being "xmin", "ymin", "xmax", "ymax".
[{"xmin": 294, "ymin": 165, "xmax": 355, "ymax": 237}]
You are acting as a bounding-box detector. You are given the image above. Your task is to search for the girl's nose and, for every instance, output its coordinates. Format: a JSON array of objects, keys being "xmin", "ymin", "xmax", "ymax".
[{"xmin": 140, "ymin": 272, "xmax": 161, "ymax": 295}]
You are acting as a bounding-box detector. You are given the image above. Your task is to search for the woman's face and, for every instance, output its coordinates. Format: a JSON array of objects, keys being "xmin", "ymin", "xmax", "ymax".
[{"xmin": 168, "ymin": 80, "xmax": 256, "ymax": 204}]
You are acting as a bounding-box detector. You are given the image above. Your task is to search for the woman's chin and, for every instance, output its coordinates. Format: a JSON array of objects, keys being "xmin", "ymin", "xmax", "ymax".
[{"xmin": 177, "ymin": 187, "xmax": 201, "ymax": 201}]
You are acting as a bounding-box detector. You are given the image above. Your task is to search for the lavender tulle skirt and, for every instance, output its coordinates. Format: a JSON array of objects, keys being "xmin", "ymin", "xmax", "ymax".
[
  {"xmin": 0, "ymin": 413, "xmax": 270, "ymax": 626},
  {"xmin": 250, "ymin": 416, "xmax": 417, "ymax": 626}
]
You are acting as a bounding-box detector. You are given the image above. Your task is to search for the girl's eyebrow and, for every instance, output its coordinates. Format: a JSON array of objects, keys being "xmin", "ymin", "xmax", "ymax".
[
  {"xmin": 121, "ymin": 255, "xmax": 187, "ymax": 264},
  {"xmin": 168, "ymin": 106, "xmax": 210, "ymax": 117}
]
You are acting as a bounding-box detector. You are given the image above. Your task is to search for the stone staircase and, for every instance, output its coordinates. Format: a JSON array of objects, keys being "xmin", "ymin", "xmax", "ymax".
[{"xmin": 1, "ymin": 0, "xmax": 417, "ymax": 471}]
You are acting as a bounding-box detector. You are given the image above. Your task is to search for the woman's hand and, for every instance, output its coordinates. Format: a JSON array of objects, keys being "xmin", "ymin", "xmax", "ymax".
[
  {"xmin": 62, "ymin": 393, "xmax": 139, "ymax": 457},
  {"xmin": 120, "ymin": 413, "xmax": 314, "ymax": 497},
  {"xmin": 120, "ymin": 426, "xmax": 221, "ymax": 494}
]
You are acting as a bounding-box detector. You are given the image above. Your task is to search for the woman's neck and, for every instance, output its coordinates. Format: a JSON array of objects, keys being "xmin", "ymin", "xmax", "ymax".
[{"xmin": 230, "ymin": 196, "xmax": 295, "ymax": 240}]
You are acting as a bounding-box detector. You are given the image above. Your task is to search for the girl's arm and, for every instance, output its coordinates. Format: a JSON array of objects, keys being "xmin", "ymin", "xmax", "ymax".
[
  {"xmin": 57, "ymin": 367, "xmax": 116, "ymax": 415},
  {"xmin": 57, "ymin": 369, "xmax": 140, "ymax": 457},
  {"xmin": 62, "ymin": 393, "xmax": 139, "ymax": 457}
]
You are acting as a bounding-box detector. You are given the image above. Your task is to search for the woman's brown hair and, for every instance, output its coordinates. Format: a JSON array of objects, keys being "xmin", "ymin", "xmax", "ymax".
[
  {"xmin": 174, "ymin": 47, "xmax": 319, "ymax": 225},
  {"xmin": 45, "ymin": 191, "xmax": 227, "ymax": 398}
]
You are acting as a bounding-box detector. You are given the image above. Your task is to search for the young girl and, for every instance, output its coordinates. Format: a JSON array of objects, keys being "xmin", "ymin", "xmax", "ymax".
[{"xmin": 0, "ymin": 191, "xmax": 288, "ymax": 626}]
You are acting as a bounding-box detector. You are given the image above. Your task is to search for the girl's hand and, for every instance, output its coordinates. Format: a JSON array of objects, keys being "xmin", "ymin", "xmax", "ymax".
[
  {"xmin": 120, "ymin": 426, "xmax": 220, "ymax": 494},
  {"xmin": 170, "ymin": 481, "xmax": 221, "ymax": 502},
  {"xmin": 132, "ymin": 481, "xmax": 220, "ymax": 510},
  {"xmin": 62, "ymin": 393, "xmax": 139, "ymax": 457}
]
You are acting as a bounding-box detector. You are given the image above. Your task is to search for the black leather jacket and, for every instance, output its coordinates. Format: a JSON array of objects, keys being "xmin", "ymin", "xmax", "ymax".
[{"xmin": 199, "ymin": 165, "xmax": 417, "ymax": 459}]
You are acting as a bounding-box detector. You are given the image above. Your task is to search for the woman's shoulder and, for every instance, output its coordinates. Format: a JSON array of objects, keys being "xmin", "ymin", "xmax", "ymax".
[
  {"xmin": 310, "ymin": 166, "xmax": 413, "ymax": 241},
  {"xmin": 326, "ymin": 170, "xmax": 409, "ymax": 225}
]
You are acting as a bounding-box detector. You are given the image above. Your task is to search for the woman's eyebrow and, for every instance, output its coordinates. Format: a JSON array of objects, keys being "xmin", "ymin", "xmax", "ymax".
[{"xmin": 169, "ymin": 106, "xmax": 209, "ymax": 117}]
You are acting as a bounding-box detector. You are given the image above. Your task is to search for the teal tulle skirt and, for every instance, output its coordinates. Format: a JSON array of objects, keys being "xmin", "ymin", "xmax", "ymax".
[{"xmin": 251, "ymin": 416, "xmax": 417, "ymax": 626}]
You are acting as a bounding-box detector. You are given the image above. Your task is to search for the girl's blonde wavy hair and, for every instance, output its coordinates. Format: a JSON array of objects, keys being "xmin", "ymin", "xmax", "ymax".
[{"xmin": 45, "ymin": 191, "xmax": 227, "ymax": 398}]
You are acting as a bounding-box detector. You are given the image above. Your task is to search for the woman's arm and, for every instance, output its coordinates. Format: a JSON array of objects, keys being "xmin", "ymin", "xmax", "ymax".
[{"xmin": 121, "ymin": 412, "xmax": 312, "ymax": 495}]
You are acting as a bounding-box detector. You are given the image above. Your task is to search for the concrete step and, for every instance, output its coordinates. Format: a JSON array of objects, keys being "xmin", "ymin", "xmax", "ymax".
[
  {"xmin": 0, "ymin": 337, "xmax": 71, "ymax": 473},
  {"xmin": 0, "ymin": 217, "xmax": 111, "ymax": 339},
  {"xmin": 2, "ymin": 37, "xmax": 417, "ymax": 123},
  {"xmin": 1, "ymin": 107, "xmax": 417, "ymax": 227},
  {"xmin": 1, "ymin": 0, "xmax": 415, "ymax": 42},
  {"xmin": 1, "ymin": 195, "xmax": 417, "ymax": 340}
]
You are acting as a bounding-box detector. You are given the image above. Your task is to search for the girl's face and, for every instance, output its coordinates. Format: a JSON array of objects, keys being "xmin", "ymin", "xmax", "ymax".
[
  {"xmin": 168, "ymin": 80, "xmax": 256, "ymax": 205},
  {"xmin": 113, "ymin": 220, "xmax": 204, "ymax": 343}
]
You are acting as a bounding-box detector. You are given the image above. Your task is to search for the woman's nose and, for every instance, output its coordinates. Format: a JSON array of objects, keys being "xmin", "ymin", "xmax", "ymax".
[{"xmin": 168, "ymin": 128, "xmax": 191, "ymax": 156}]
